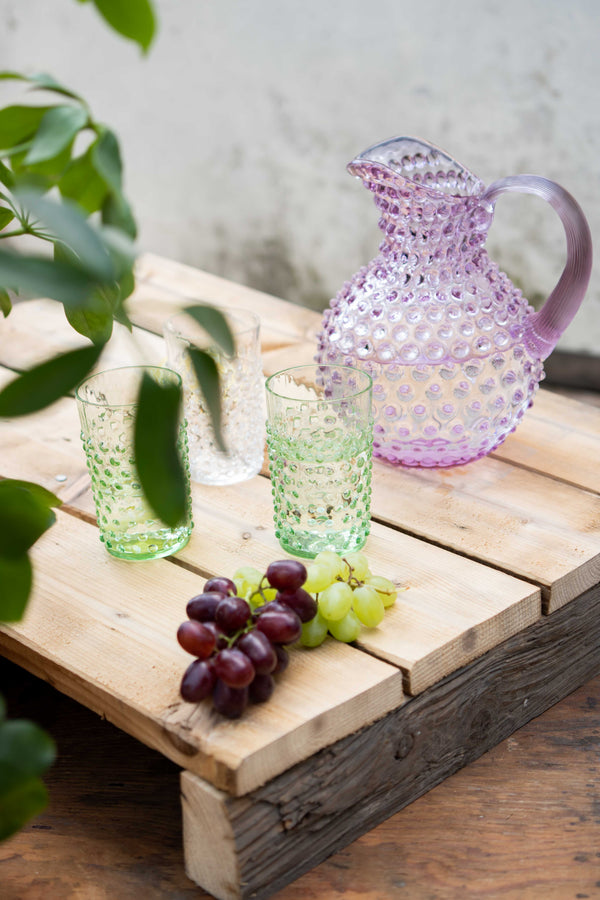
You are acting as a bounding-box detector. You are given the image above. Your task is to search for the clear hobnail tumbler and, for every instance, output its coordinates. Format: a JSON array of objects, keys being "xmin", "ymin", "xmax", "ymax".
[
  {"xmin": 75, "ymin": 366, "xmax": 192, "ymax": 561},
  {"xmin": 164, "ymin": 307, "xmax": 266, "ymax": 485},
  {"xmin": 265, "ymin": 364, "xmax": 374, "ymax": 558}
]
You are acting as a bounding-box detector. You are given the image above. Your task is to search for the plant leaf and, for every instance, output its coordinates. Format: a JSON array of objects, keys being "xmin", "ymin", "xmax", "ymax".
[
  {"xmin": 0, "ymin": 344, "xmax": 103, "ymax": 417},
  {"xmin": 101, "ymin": 190, "xmax": 137, "ymax": 239},
  {"xmin": 0, "ymin": 161, "xmax": 14, "ymax": 189},
  {"xmin": 0, "ymin": 71, "xmax": 85, "ymax": 103},
  {"xmin": 0, "ymin": 207, "xmax": 14, "ymax": 230},
  {"xmin": 24, "ymin": 105, "xmax": 88, "ymax": 166},
  {"xmin": 134, "ymin": 372, "xmax": 187, "ymax": 527},
  {"xmin": 64, "ymin": 288, "xmax": 114, "ymax": 344},
  {"xmin": 188, "ymin": 347, "xmax": 226, "ymax": 452},
  {"xmin": 58, "ymin": 148, "xmax": 108, "ymax": 214},
  {"xmin": 91, "ymin": 128, "xmax": 122, "ymax": 192},
  {"xmin": 0, "ymin": 249, "xmax": 98, "ymax": 305},
  {"xmin": 16, "ymin": 189, "xmax": 116, "ymax": 282},
  {"xmin": 91, "ymin": 0, "xmax": 157, "ymax": 52},
  {"xmin": 0, "ymin": 105, "xmax": 52, "ymax": 151},
  {"xmin": 0, "ymin": 482, "xmax": 57, "ymax": 558},
  {"xmin": 0, "ymin": 288, "xmax": 11, "ymax": 316},
  {"xmin": 0, "ymin": 553, "xmax": 32, "ymax": 621},
  {"xmin": 0, "ymin": 480, "xmax": 62, "ymax": 510},
  {"xmin": 0, "ymin": 717, "xmax": 56, "ymax": 838},
  {"xmin": 184, "ymin": 305, "xmax": 235, "ymax": 357}
]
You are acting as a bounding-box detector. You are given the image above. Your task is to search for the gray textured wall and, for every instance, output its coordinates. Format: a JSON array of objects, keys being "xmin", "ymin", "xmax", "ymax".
[{"xmin": 1, "ymin": 0, "xmax": 598, "ymax": 353}]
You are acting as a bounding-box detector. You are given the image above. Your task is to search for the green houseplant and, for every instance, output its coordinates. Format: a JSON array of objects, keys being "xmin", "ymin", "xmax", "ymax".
[{"xmin": 0, "ymin": 0, "xmax": 231, "ymax": 837}]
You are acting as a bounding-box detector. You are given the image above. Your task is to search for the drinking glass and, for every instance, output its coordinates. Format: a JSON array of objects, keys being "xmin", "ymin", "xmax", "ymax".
[
  {"xmin": 164, "ymin": 307, "xmax": 266, "ymax": 485},
  {"xmin": 265, "ymin": 364, "xmax": 373, "ymax": 558},
  {"xmin": 76, "ymin": 366, "xmax": 192, "ymax": 561}
]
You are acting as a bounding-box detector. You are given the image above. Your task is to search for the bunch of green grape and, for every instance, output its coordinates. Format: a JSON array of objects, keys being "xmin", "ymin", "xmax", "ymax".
[{"xmin": 234, "ymin": 550, "xmax": 400, "ymax": 648}]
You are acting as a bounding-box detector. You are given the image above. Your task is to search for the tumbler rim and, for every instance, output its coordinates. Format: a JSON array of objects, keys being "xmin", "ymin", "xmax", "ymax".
[
  {"xmin": 75, "ymin": 364, "xmax": 181, "ymax": 409},
  {"xmin": 265, "ymin": 364, "xmax": 372, "ymax": 403}
]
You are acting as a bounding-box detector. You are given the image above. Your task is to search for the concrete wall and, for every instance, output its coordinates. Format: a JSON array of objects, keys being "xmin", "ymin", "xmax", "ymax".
[{"xmin": 1, "ymin": 0, "xmax": 598, "ymax": 353}]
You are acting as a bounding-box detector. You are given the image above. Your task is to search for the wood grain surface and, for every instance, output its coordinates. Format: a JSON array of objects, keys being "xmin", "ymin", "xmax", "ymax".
[{"xmin": 1, "ymin": 655, "xmax": 599, "ymax": 900}]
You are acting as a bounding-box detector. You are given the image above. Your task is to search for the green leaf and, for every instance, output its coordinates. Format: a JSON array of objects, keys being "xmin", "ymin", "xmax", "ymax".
[
  {"xmin": 0, "ymin": 718, "xmax": 56, "ymax": 792},
  {"xmin": 0, "ymin": 480, "xmax": 61, "ymax": 510},
  {"xmin": 0, "ymin": 777, "xmax": 48, "ymax": 840},
  {"xmin": 134, "ymin": 372, "xmax": 187, "ymax": 527},
  {"xmin": 64, "ymin": 289, "xmax": 114, "ymax": 344},
  {"xmin": 0, "ymin": 248, "xmax": 99, "ymax": 305},
  {"xmin": 16, "ymin": 189, "xmax": 116, "ymax": 282},
  {"xmin": 184, "ymin": 305, "xmax": 235, "ymax": 357},
  {"xmin": 91, "ymin": 0, "xmax": 156, "ymax": 52},
  {"xmin": 91, "ymin": 128, "xmax": 122, "ymax": 192},
  {"xmin": 0, "ymin": 716, "xmax": 56, "ymax": 838},
  {"xmin": 0, "ymin": 207, "xmax": 14, "ymax": 230},
  {"xmin": 0, "ymin": 161, "xmax": 14, "ymax": 189},
  {"xmin": 0, "ymin": 344, "xmax": 103, "ymax": 417},
  {"xmin": 0, "ymin": 288, "xmax": 11, "ymax": 316},
  {"xmin": 24, "ymin": 105, "xmax": 88, "ymax": 166},
  {"xmin": 0, "ymin": 106, "xmax": 52, "ymax": 152},
  {"xmin": 0, "ymin": 553, "xmax": 32, "ymax": 621},
  {"xmin": 188, "ymin": 347, "xmax": 226, "ymax": 452},
  {"xmin": 58, "ymin": 148, "xmax": 108, "ymax": 214},
  {"xmin": 101, "ymin": 190, "xmax": 137, "ymax": 239},
  {"xmin": 0, "ymin": 71, "xmax": 85, "ymax": 104},
  {"xmin": 0, "ymin": 482, "xmax": 57, "ymax": 558}
]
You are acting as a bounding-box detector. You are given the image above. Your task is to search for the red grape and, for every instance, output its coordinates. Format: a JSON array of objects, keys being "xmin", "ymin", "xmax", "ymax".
[
  {"xmin": 236, "ymin": 630, "xmax": 277, "ymax": 675},
  {"xmin": 213, "ymin": 648, "xmax": 255, "ymax": 688},
  {"xmin": 249, "ymin": 673, "xmax": 275, "ymax": 703},
  {"xmin": 204, "ymin": 576, "xmax": 237, "ymax": 596},
  {"xmin": 177, "ymin": 620, "xmax": 217, "ymax": 659},
  {"xmin": 186, "ymin": 591, "xmax": 226, "ymax": 622},
  {"xmin": 255, "ymin": 608, "xmax": 302, "ymax": 644},
  {"xmin": 212, "ymin": 680, "xmax": 249, "ymax": 719},
  {"xmin": 215, "ymin": 596, "xmax": 251, "ymax": 634},
  {"xmin": 266, "ymin": 559, "xmax": 307, "ymax": 592},
  {"xmin": 277, "ymin": 588, "xmax": 318, "ymax": 623},
  {"xmin": 201, "ymin": 620, "xmax": 228, "ymax": 650},
  {"xmin": 180, "ymin": 659, "xmax": 216, "ymax": 702},
  {"xmin": 273, "ymin": 644, "xmax": 289, "ymax": 674}
]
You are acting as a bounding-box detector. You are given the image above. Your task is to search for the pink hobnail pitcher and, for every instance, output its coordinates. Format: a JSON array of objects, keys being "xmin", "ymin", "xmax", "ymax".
[{"xmin": 316, "ymin": 136, "xmax": 593, "ymax": 467}]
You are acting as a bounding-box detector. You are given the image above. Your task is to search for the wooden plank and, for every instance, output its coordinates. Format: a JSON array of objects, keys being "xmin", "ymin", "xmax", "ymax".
[
  {"xmin": 127, "ymin": 278, "xmax": 315, "ymax": 357},
  {"xmin": 67, "ymin": 472, "xmax": 541, "ymax": 696},
  {"xmin": 3, "ymin": 655, "xmax": 600, "ymax": 899},
  {"xmin": 135, "ymin": 252, "xmax": 323, "ymax": 342},
  {"xmin": 0, "ymin": 508, "xmax": 405, "ymax": 796},
  {"xmin": 181, "ymin": 580, "xmax": 600, "ymax": 899},
  {"xmin": 492, "ymin": 387, "xmax": 600, "ymax": 495},
  {"xmin": 0, "ymin": 298, "xmax": 165, "ymax": 371},
  {"xmin": 371, "ymin": 454, "xmax": 600, "ymax": 614}
]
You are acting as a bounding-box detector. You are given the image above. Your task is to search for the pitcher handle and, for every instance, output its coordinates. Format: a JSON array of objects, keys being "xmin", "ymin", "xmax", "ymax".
[{"xmin": 480, "ymin": 175, "xmax": 593, "ymax": 361}]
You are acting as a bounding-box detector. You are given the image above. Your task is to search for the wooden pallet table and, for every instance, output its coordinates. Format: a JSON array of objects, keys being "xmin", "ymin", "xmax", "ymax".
[{"xmin": 1, "ymin": 253, "xmax": 599, "ymax": 899}]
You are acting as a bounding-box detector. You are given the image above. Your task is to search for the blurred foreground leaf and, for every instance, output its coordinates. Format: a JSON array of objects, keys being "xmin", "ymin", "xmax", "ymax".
[
  {"xmin": 188, "ymin": 347, "xmax": 226, "ymax": 453},
  {"xmin": 90, "ymin": 0, "xmax": 157, "ymax": 52},
  {"xmin": 185, "ymin": 304, "xmax": 235, "ymax": 357},
  {"xmin": 134, "ymin": 372, "xmax": 187, "ymax": 528},
  {"xmin": 0, "ymin": 714, "xmax": 56, "ymax": 840},
  {"xmin": 0, "ymin": 344, "xmax": 103, "ymax": 417}
]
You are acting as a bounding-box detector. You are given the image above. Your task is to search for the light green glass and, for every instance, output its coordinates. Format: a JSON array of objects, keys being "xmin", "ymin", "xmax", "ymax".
[
  {"xmin": 76, "ymin": 366, "xmax": 192, "ymax": 561},
  {"xmin": 265, "ymin": 364, "xmax": 373, "ymax": 558}
]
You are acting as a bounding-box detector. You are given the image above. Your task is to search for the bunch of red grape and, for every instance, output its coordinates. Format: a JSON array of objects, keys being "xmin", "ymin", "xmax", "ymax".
[{"xmin": 177, "ymin": 559, "xmax": 313, "ymax": 719}]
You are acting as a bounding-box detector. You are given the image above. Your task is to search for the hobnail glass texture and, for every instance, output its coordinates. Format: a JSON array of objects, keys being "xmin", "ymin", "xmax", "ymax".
[
  {"xmin": 316, "ymin": 136, "xmax": 592, "ymax": 467},
  {"xmin": 164, "ymin": 307, "xmax": 266, "ymax": 485},
  {"xmin": 266, "ymin": 364, "xmax": 373, "ymax": 558},
  {"xmin": 76, "ymin": 366, "xmax": 192, "ymax": 561}
]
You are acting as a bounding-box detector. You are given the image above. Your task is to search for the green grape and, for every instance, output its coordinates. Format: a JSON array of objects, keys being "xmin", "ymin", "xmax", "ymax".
[
  {"xmin": 352, "ymin": 584, "xmax": 385, "ymax": 627},
  {"xmin": 313, "ymin": 550, "xmax": 346, "ymax": 582},
  {"xmin": 328, "ymin": 610, "xmax": 362, "ymax": 643},
  {"xmin": 366, "ymin": 574, "xmax": 398, "ymax": 608},
  {"xmin": 300, "ymin": 610, "xmax": 329, "ymax": 647},
  {"xmin": 249, "ymin": 585, "xmax": 277, "ymax": 608},
  {"xmin": 318, "ymin": 581, "xmax": 354, "ymax": 621},
  {"xmin": 343, "ymin": 551, "xmax": 370, "ymax": 582},
  {"xmin": 233, "ymin": 565, "xmax": 263, "ymax": 600},
  {"xmin": 304, "ymin": 562, "xmax": 335, "ymax": 594}
]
